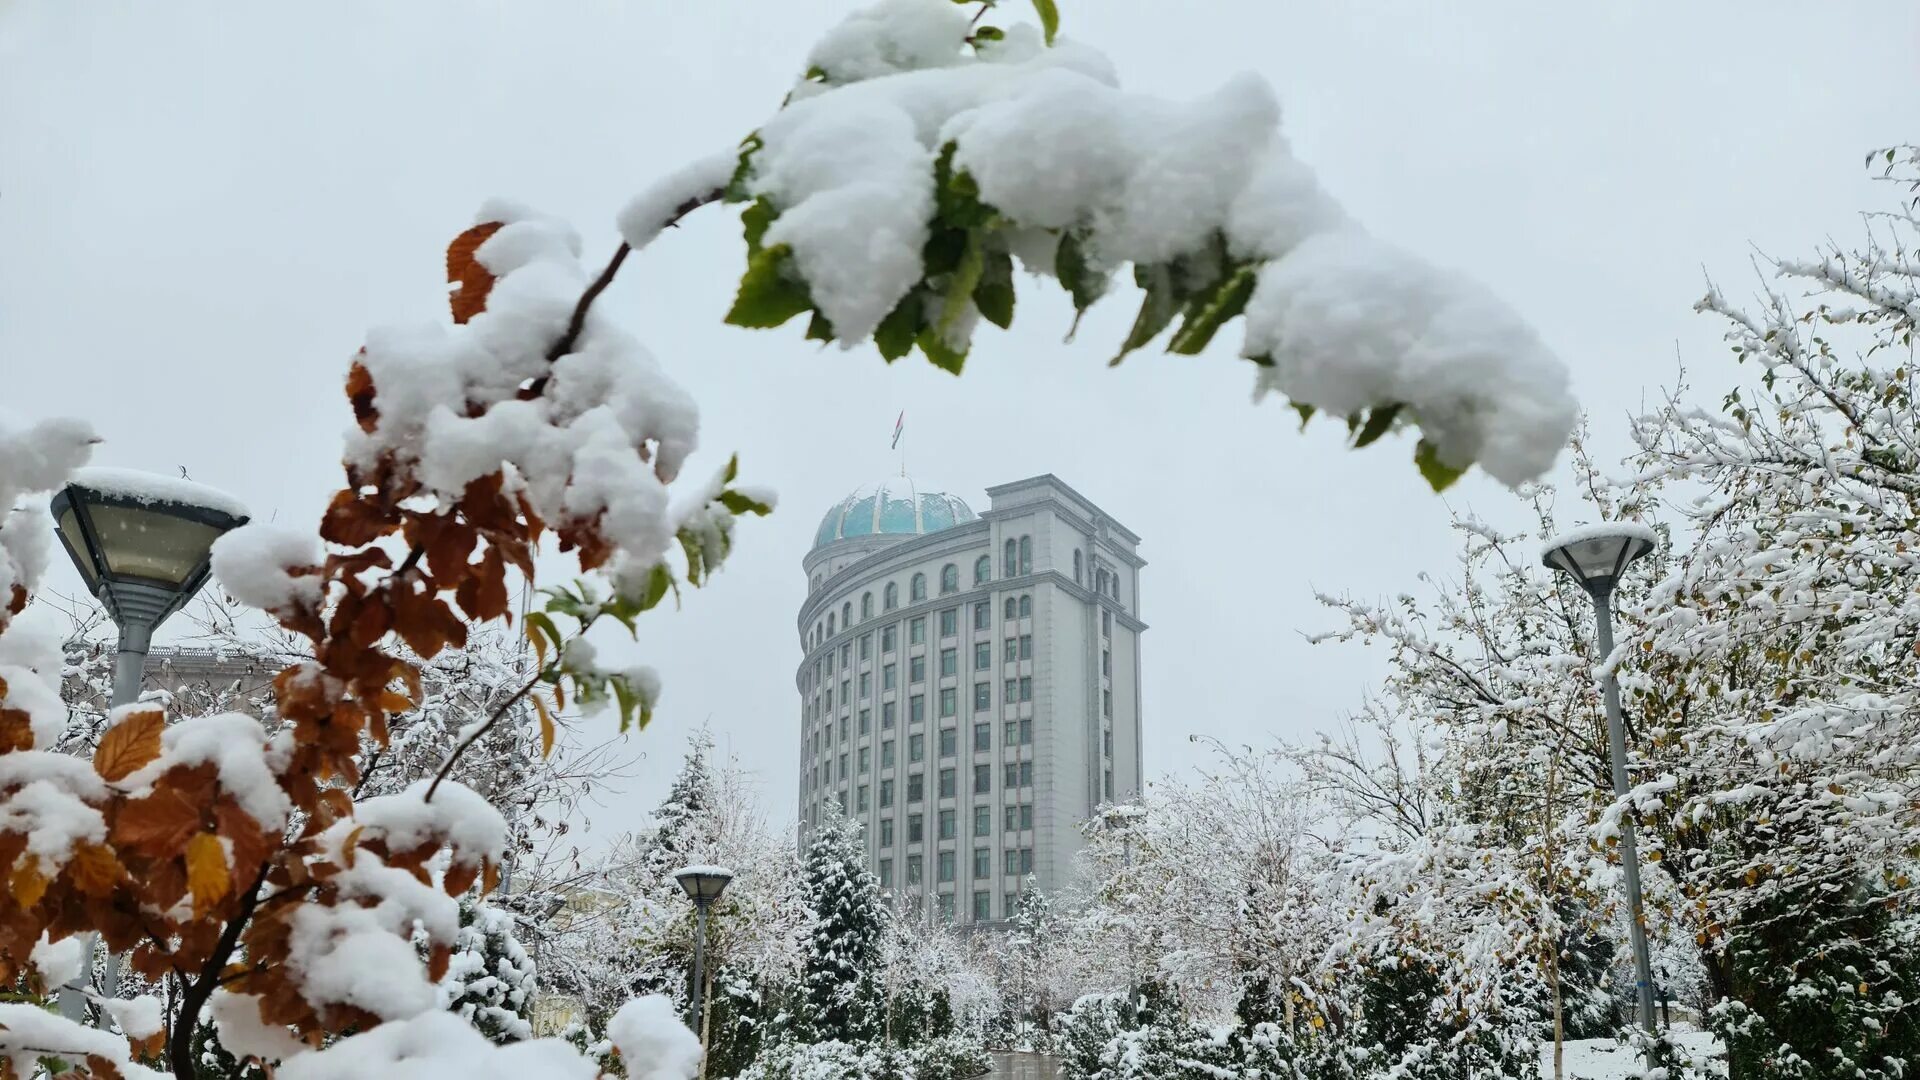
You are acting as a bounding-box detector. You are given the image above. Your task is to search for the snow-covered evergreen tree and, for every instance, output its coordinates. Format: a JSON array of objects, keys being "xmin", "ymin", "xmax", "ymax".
[
  {"xmin": 798, "ymin": 805, "xmax": 887, "ymax": 1044},
  {"xmin": 439, "ymin": 900, "xmax": 538, "ymax": 1044}
]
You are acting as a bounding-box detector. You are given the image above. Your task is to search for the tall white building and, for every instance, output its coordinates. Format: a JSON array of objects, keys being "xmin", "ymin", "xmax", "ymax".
[{"xmin": 795, "ymin": 474, "xmax": 1144, "ymax": 924}]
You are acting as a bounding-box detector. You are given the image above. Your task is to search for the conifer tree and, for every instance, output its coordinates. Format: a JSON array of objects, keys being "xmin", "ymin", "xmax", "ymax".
[{"xmin": 799, "ymin": 806, "xmax": 887, "ymax": 1044}]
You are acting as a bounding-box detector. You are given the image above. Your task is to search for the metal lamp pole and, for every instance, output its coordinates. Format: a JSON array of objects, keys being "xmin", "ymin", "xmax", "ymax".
[
  {"xmin": 1542, "ymin": 525, "xmax": 1660, "ymax": 1060},
  {"xmin": 49, "ymin": 468, "xmax": 248, "ymax": 1021},
  {"xmin": 674, "ymin": 866, "xmax": 734, "ymax": 1077}
]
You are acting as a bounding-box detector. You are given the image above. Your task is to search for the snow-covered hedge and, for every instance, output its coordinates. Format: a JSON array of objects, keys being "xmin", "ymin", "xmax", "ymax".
[{"xmin": 729, "ymin": 1036, "xmax": 987, "ymax": 1080}]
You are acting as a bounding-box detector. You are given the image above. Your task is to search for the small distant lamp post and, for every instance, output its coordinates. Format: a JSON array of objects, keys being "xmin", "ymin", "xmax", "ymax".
[
  {"xmin": 49, "ymin": 467, "xmax": 247, "ymax": 1018},
  {"xmin": 674, "ymin": 865, "xmax": 734, "ymax": 1063},
  {"xmin": 1541, "ymin": 523, "xmax": 1659, "ymax": 1053}
]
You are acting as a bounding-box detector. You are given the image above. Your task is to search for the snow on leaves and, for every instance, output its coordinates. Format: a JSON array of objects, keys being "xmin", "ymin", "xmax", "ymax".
[{"xmin": 707, "ymin": 0, "xmax": 1576, "ymax": 489}]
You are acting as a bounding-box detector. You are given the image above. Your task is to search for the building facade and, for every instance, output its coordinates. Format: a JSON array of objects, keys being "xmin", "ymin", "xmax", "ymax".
[{"xmin": 795, "ymin": 474, "xmax": 1144, "ymax": 925}]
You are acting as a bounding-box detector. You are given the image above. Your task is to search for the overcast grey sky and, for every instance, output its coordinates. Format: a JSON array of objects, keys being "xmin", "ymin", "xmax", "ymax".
[{"xmin": 4, "ymin": 2, "xmax": 1914, "ymax": 843}]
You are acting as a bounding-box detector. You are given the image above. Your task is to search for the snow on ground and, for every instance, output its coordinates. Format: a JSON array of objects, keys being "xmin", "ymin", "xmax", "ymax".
[{"xmin": 1546, "ymin": 1029, "xmax": 1724, "ymax": 1079}]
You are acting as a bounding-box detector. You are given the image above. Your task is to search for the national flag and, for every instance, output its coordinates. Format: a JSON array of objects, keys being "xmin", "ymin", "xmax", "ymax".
[{"xmin": 891, "ymin": 411, "xmax": 905, "ymax": 450}]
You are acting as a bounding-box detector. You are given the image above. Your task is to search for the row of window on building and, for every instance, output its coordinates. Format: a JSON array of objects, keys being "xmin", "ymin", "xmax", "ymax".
[
  {"xmin": 808, "ymin": 537, "xmax": 1037, "ymax": 647},
  {"xmin": 801, "ymin": 594, "xmax": 1034, "ymax": 697},
  {"xmin": 807, "ymin": 535, "xmax": 1128, "ymax": 650}
]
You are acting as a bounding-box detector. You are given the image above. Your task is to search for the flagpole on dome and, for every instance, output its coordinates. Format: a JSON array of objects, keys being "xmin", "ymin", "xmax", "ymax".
[{"xmin": 892, "ymin": 410, "xmax": 906, "ymax": 478}]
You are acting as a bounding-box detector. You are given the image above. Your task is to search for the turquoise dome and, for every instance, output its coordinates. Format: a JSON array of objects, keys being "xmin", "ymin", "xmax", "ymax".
[{"xmin": 814, "ymin": 476, "xmax": 975, "ymax": 550}]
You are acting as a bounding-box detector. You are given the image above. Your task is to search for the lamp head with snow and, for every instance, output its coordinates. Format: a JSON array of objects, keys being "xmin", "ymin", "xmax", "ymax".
[
  {"xmin": 673, "ymin": 865, "xmax": 734, "ymax": 906},
  {"xmin": 50, "ymin": 467, "xmax": 250, "ymax": 634},
  {"xmin": 1540, "ymin": 523, "xmax": 1658, "ymax": 598}
]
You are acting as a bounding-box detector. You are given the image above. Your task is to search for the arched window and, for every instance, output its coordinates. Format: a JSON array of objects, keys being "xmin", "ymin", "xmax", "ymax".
[
  {"xmin": 1096, "ymin": 569, "xmax": 1108, "ymax": 596},
  {"xmin": 911, "ymin": 573, "xmax": 927, "ymax": 602},
  {"xmin": 827, "ymin": 613, "xmax": 836, "ymax": 635},
  {"xmin": 974, "ymin": 555, "xmax": 991, "ymax": 585},
  {"xmin": 1018, "ymin": 535, "xmax": 1032, "ymax": 574},
  {"xmin": 1004, "ymin": 597, "xmax": 1016, "ymax": 620},
  {"xmin": 1018, "ymin": 594, "xmax": 1032, "ymax": 618},
  {"xmin": 940, "ymin": 563, "xmax": 959, "ymax": 594},
  {"xmin": 861, "ymin": 592, "xmax": 873, "ymax": 620},
  {"xmin": 842, "ymin": 601, "xmax": 852, "ymax": 627},
  {"xmin": 1004, "ymin": 539, "xmax": 1017, "ymax": 577},
  {"xmin": 884, "ymin": 582, "xmax": 898, "ymax": 610}
]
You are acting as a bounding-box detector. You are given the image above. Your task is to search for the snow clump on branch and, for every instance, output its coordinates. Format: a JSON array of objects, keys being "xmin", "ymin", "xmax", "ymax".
[{"xmin": 718, "ymin": 0, "xmax": 1576, "ymax": 486}]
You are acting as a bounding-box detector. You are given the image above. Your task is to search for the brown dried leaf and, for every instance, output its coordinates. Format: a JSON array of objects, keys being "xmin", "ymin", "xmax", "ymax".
[
  {"xmin": 447, "ymin": 222, "xmax": 505, "ymax": 324},
  {"xmin": 0, "ymin": 707, "xmax": 33, "ymax": 752},
  {"xmin": 346, "ymin": 358, "xmax": 379, "ymax": 434},
  {"xmin": 94, "ymin": 708, "xmax": 165, "ymax": 782},
  {"xmin": 115, "ymin": 780, "xmax": 208, "ymax": 857}
]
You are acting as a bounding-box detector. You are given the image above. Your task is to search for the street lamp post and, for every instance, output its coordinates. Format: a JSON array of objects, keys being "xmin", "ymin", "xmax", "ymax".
[
  {"xmin": 1541, "ymin": 523, "xmax": 1659, "ymax": 1055},
  {"xmin": 674, "ymin": 864, "xmax": 734, "ymax": 1074},
  {"xmin": 49, "ymin": 467, "xmax": 248, "ymax": 1019}
]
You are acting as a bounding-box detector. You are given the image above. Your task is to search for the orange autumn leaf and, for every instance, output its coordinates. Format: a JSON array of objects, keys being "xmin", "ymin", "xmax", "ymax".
[
  {"xmin": 68, "ymin": 842, "xmax": 124, "ymax": 897},
  {"xmin": 94, "ymin": 708, "xmax": 165, "ymax": 782},
  {"xmin": 443, "ymin": 859, "xmax": 479, "ymax": 898},
  {"xmin": 447, "ymin": 221, "xmax": 504, "ymax": 324},
  {"xmin": 186, "ymin": 832, "xmax": 232, "ymax": 915},
  {"xmin": 10, "ymin": 858, "xmax": 48, "ymax": 908},
  {"xmin": 534, "ymin": 694, "xmax": 556, "ymax": 760}
]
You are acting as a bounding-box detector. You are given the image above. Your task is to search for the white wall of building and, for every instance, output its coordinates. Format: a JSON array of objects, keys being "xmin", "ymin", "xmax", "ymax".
[{"xmin": 795, "ymin": 475, "xmax": 1144, "ymax": 926}]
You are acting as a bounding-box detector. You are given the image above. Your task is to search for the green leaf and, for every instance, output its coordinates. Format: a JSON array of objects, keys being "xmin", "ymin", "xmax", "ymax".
[
  {"xmin": 973, "ymin": 247, "xmax": 1015, "ymax": 329},
  {"xmin": 725, "ymin": 243, "xmax": 813, "ymax": 329},
  {"xmin": 1415, "ymin": 439, "xmax": 1467, "ymax": 492},
  {"xmin": 724, "ymin": 134, "xmax": 763, "ymax": 203},
  {"xmin": 524, "ymin": 611, "xmax": 564, "ymax": 659},
  {"xmin": 1292, "ymin": 401, "xmax": 1315, "ymax": 430},
  {"xmin": 922, "ymin": 227, "xmax": 970, "ymax": 277},
  {"xmin": 933, "ymin": 142, "xmax": 992, "ymax": 230},
  {"xmin": 941, "ymin": 228, "xmax": 987, "ymax": 334},
  {"xmin": 971, "ymin": 25, "xmax": 1005, "ymax": 42},
  {"xmin": 806, "ymin": 310, "xmax": 836, "ymax": 342},
  {"xmin": 1112, "ymin": 263, "xmax": 1177, "ymax": 366},
  {"xmin": 875, "ymin": 291, "xmax": 926, "ymax": 361},
  {"xmin": 1031, "ymin": 0, "xmax": 1060, "ymax": 44},
  {"xmin": 917, "ymin": 326, "xmax": 967, "ymax": 375},
  {"xmin": 637, "ymin": 562, "xmax": 676, "ymax": 613},
  {"xmin": 741, "ymin": 197, "xmax": 777, "ymax": 255},
  {"xmin": 1055, "ymin": 231, "xmax": 1107, "ymax": 312},
  {"xmin": 1166, "ymin": 265, "xmax": 1256, "ymax": 355},
  {"xmin": 1351, "ymin": 402, "xmax": 1403, "ymax": 448}
]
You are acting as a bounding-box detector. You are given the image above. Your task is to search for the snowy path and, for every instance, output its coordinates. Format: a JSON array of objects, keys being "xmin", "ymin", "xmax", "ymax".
[{"xmin": 1545, "ymin": 1030, "xmax": 1724, "ymax": 1079}]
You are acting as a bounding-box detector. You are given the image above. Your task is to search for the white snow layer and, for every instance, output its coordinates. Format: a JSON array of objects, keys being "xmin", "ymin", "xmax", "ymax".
[
  {"xmin": 738, "ymin": 0, "xmax": 1576, "ymax": 485},
  {"xmin": 67, "ymin": 465, "xmax": 249, "ymax": 521},
  {"xmin": 265, "ymin": 996, "xmax": 698, "ymax": 1080},
  {"xmin": 0, "ymin": 411, "xmax": 94, "ymax": 643},
  {"xmin": 275, "ymin": 1010, "xmax": 602, "ymax": 1080},
  {"xmin": 0, "ymin": 1002, "xmax": 166, "ymax": 1080},
  {"xmin": 607, "ymin": 995, "xmax": 703, "ymax": 1080},
  {"xmin": 1541, "ymin": 521, "xmax": 1662, "ymax": 563},
  {"xmin": 211, "ymin": 524, "xmax": 324, "ymax": 614},
  {"xmin": 617, "ymin": 150, "xmax": 737, "ymax": 253}
]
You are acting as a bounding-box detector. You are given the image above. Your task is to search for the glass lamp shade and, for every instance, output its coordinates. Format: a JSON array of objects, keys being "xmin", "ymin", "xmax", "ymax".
[
  {"xmin": 50, "ymin": 469, "xmax": 249, "ymax": 629},
  {"xmin": 674, "ymin": 866, "xmax": 735, "ymax": 905},
  {"xmin": 1541, "ymin": 524, "xmax": 1657, "ymax": 594}
]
